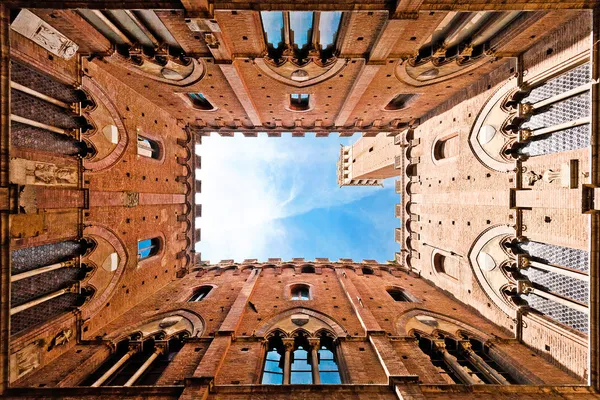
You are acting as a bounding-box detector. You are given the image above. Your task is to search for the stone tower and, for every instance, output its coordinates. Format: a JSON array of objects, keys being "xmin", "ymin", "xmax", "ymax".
[
  {"xmin": 1, "ymin": 1, "xmax": 599, "ymax": 400},
  {"xmin": 337, "ymin": 133, "xmax": 400, "ymax": 187}
]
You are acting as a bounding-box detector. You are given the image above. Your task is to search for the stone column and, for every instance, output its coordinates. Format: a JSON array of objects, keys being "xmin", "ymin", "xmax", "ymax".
[
  {"xmin": 10, "ymin": 284, "xmax": 78, "ymax": 315},
  {"xmin": 432, "ymin": 339, "xmax": 476, "ymax": 385},
  {"xmin": 458, "ymin": 341, "xmax": 509, "ymax": 385},
  {"xmin": 91, "ymin": 343, "xmax": 140, "ymax": 387},
  {"xmin": 123, "ymin": 343, "xmax": 165, "ymax": 387},
  {"xmin": 282, "ymin": 338, "xmax": 294, "ymax": 385},
  {"xmin": 308, "ymin": 338, "xmax": 321, "ymax": 384},
  {"xmin": 11, "ymin": 259, "xmax": 78, "ymax": 282}
]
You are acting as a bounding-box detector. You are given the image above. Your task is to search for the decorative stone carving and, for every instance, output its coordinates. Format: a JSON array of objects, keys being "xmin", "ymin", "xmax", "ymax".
[
  {"xmin": 11, "ymin": 10, "xmax": 78, "ymax": 60},
  {"xmin": 524, "ymin": 170, "xmax": 542, "ymax": 186},
  {"xmin": 10, "ymin": 341, "xmax": 43, "ymax": 381},
  {"xmin": 48, "ymin": 328, "xmax": 73, "ymax": 351},
  {"xmin": 291, "ymin": 314, "xmax": 309, "ymax": 326},
  {"xmin": 10, "ymin": 159, "xmax": 78, "ymax": 187},
  {"xmin": 124, "ymin": 192, "xmax": 139, "ymax": 208}
]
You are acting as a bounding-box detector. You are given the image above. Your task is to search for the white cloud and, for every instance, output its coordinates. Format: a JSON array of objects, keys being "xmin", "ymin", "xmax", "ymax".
[{"xmin": 195, "ymin": 133, "xmax": 389, "ymax": 262}]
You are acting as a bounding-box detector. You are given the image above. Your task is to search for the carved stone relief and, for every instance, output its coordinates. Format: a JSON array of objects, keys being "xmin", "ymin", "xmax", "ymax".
[
  {"xmin": 10, "ymin": 158, "xmax": 78, "ymax": 187},
  {"xmin": 11, "ymin": 10, "xmax": 79, "ymax": 60}
]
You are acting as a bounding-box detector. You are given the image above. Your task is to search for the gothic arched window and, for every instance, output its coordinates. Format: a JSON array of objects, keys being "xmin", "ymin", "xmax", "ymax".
[
  {"xmin": 290, "ymin": 340, "xmax": 313, "ymax": 384},
  {"xmin": 262, "ymin": 335, "xmax": 285, "ymax": 384},
  {"xmin": 317, "ymin": 336, "xmax": 341, "ymax": 384},
  {"xmin": 261, "ymin": 333, "xmax": 343, "ymax": 385}
]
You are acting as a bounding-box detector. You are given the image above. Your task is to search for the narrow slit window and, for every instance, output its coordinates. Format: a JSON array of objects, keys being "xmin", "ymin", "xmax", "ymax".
[
  {"xmin": 137, "ymin": 135, "xmax": 160, "ymax": 159},
  {"xmin": 187, "ymin": 93, "xmax": 215, "ymax": 110},
  {"xmin": 290, "ymin": 94, "xmax": 310, "ymax": 111},
  {"xmin": 138, "ymin": 238, "xmax": 160, "ymax": 260}
]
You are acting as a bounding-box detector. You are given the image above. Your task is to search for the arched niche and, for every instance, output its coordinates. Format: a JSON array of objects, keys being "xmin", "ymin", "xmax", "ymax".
[
  {"xmin": 256, "ymin": 308, "xmax": 347, "ymax": 338},
  {"xmin": 106, "ymin": 54, "xmax": 206, "ymax": 87},
  {"xmin": 80, "ymin": 224, "xmax": 128, "ymax": 320},
  {"xmin": 254, "ymin": 58, "xmax": 348, "ymax": 88},
  {"xmin": 432, "ymin": 132, "xmax": 459, "ymax": 165},
  {"xmin": 467, "ymin": 225, "xmax": 519, "ymax": 317},
  {"xmin": 398, "ymin": 309, "xmax": 491, "ymax": 340},
  {"xmin": 106, "ymin": 310, "xmax": 204, "ymax": 342},
  {"xmin": 396, "ymin": 57, "xmax": 492, "ymax": 87},
  {"xmin": 81, "ymin": 76, "xmax": 129, "ymax": 173},
  {"xmin": 468, "ymin": 79, "xmax": 520, "ymax": 172}
]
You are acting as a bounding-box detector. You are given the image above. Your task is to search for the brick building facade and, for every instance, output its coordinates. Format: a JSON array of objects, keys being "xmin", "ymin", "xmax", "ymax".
[{"xmin": 0, "ymin": 0, "xmax": 600, "ymax": 399}]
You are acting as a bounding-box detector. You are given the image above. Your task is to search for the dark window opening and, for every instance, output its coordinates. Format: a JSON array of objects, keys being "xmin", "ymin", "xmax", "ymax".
[
  {"xmin": 290, "ymin": 94, "xmax": 310, "ymax": 111},
  {"xmin": 387, "ymin": 288, "xmax": 412, "ymax": 302},
  {"xmin": 301, "ymin": 265, "xmax": 315, "ymax": 274},
  {"xmin": 138, "ymin": 238, "xmax": 160, "ymax": 260},
  {"xmin": 187, "ymin": 93, "xmax": 215, "ymax": 110},
  {"xmin": 189, "ymin": 286, "xmax": 213, "ymax": 302},
  {"xmin": 384, "ymin": 93, "xmax": 418, "ymax": 111},
  {"xmin": 362, "ymin": 267, "xmax": 374, "ymax": 275},
  {"xmin": 291, "ymin": 284, "xmax": 310, "ymax": 300}
]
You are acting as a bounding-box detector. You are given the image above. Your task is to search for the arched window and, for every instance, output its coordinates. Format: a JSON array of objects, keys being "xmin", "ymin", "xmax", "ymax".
[
  {"xmin": 301, "ymin": 265, "xmax": 315, "ymax": 274},
  {"xmin": 189, "ymin": 286, "xmax": 212, "ymax": 302},
  {"xmin": 317, "ymin": 336, "xmax": 341, "ymax": 384},
  {"xmin": 137, "ymin": 135, "xmax": 160, "ymax": 159},
  {"xmin": 289, "ymin": 94, "xmax": 310, "ymax": 111},
  {"xmin": 260, "ymin": 11, "xmax": 342, "ymax": 63},
  {"xmin": 187, "ymin": 93, "xmax": 215, "ymax": 110},
  {"xmin": 384, "ymin": 93, "xmax": 418, "ymax": 111},
  {"xmin": 261, "ymin": 333, "xmax": 343, "ymax": 385},
  {"xmin": 290, "ymin": 340, "xmax": 312, "ymax": 384},
  {"xmin": 387, "ymin": 288, "xmax": 413, "ymax": 302},
  {"xmin": 81, "ymin": 333, "xmax": 187, "ymax": 386},
  {"xmin": 290, "ymin": 284, "xmax": 310, "ymax": 300},
  {"xmin": 432, "ymin": 133, "xmax": 459, "ymax": 162},
  {"xmin": 415, "ymin": 332, "xmax": 521, "ymax": 385},
  {"xmin": 262, "ymin": 335, "xmax": 285, "ymax": 384},
  {"xmin": 362, "ymin": 267, "xmax": 374, "ymax": 275},
  {"xmin": 138, "ymin": 238, "xmax": 160, "ymax": 261},
  {"xmin": 433, "ymin": 251, "xmax": 459, "ymax": 280}
]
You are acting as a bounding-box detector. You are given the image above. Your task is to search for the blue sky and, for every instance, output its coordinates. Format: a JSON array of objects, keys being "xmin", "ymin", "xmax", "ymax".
[{"xmin": 195, "ymin": 134, "xmax": 399, "ymax": 263}]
